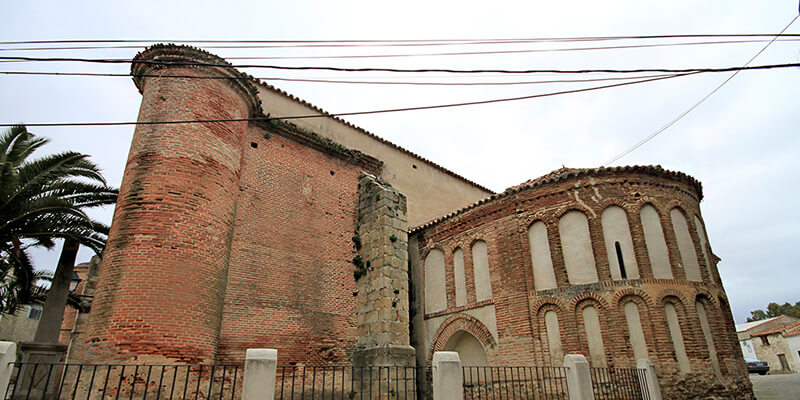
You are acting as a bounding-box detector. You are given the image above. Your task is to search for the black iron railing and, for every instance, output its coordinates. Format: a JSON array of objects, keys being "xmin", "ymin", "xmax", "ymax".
[
  {"xmin": 274, "ymin": 366, "xmax": 424, "ymax": 400},
  {"xmin": 590, "ymin": 367, "xmax": 649, "ymax": 400},
  {"xmin": 5, "ymin": 363, "xmax": 242, "ymax": 400},
  {"xmin": 462, "ymin": 366, "xmax": 569, "ymax": 400}
]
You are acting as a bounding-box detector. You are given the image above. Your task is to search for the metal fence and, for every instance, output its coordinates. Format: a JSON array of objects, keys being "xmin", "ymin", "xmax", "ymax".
[
  {"xmin": 462, "ymin": 366, "xmax": 569, "ymax": 400},
  {"xmin": 5, "ymin": 363, "xmax": 243, "ymax": 400},
  {"xmin": 274, "ymin": 366, "xmax": 425, "ymax": 400},
  {"xmin": 589, "ymin": 367, "xmax": 649, "ymax": 400}
]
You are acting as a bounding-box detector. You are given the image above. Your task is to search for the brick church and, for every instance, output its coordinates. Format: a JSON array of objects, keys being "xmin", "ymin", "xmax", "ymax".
[{"xmin": 73, "ymin": 44, "xmax": 752, "ymax": 399}]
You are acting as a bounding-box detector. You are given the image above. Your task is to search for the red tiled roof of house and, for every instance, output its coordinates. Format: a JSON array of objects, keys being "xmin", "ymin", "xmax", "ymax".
[{"xmin": 752, "ymin": 319, "xmax": 800, "ymax": 337}]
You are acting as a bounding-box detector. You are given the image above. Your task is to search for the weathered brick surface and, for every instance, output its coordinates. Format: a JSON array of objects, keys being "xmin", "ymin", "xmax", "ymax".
[{"xmin": 412, "ymin": 167, "xmax": 753, "ymax": 399}]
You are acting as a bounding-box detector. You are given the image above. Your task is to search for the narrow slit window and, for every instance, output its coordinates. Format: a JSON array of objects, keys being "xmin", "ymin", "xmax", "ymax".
[
  {"xmin": 614, "ymin": 242, "xmax": 628, "ymax": 280},
  {"xmin": 615, "ymin": 241, "xmax": 627, "ymax": 280}
]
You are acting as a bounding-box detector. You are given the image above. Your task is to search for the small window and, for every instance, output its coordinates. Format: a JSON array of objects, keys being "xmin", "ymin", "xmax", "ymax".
[
  {"xmin": 27, "ymin": 305, "xmax": 42, "ymax": 321},
  {"xmin": 615, "ymin": 241, "xmax": 627, "ymax": 280},
  {"xmin": 761, "ymin": 336, "xmax": 769, "ymax": 346}
]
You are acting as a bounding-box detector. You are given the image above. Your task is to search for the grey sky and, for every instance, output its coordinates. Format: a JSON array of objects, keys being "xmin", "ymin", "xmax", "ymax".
[{"xmin": 1, "ymin": 1, "xmax": 798, "ymax": 323}]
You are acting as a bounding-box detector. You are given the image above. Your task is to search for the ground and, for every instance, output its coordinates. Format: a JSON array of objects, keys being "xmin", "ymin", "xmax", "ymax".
[{"xmin": 749, "ymin": 373, "xmax": 800, "ymax": 400}]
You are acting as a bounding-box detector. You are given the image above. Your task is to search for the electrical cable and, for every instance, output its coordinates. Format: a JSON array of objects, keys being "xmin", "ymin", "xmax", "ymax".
[
  {"xmin": 1, "ymin": 55, "xmax": 799, "ymax": 75},
  {"xmin": 3, "ymin": 34, "xmax": 800, "ymax": 46},
  {"xmin": 0, "ymin": 70, "xmax": 683, "ymax": 86},
  {"xmin": 0, "ymin": 72, "xmax": 697, "ymax": 128},
  {"xmin": 3, "ymin": 39, "xmax": 799, "ymax": 58},
  {"xmin": 602, "ymin": 15, "xmax": 800, "ymax": 166}
]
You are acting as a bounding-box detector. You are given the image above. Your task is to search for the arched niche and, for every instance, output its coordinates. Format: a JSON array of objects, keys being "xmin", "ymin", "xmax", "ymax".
[
  {"xmin": 601, "ymin": 206, "xmax": 639, "ymax": 280},
  {"xmin": 693, "ymin": 215, "xmax": 714, "ymax": 280},
  {"xmin": 443, "ymin": 330, "xmax": 489, "ymax": 367},
  {"xmin": 424, "ymin": 249, "xmax": 446, "ymax": 313},
  {"xmin": 472, "ymin": 241, "xmax": 492, "ymax": 302},
  {"xmin": 558, "ymin": 210, "xmax": 598, "ymax": 284},
  {"xmin": 639, "ymin": 204, "xmax": 673, "ymax": 279},
  {"xmin": 528, "ymin": 221, "xmax": 557, "ymax": 290},
  {"xmin": 670, "ymin": 208, "xmax": 701, "ymax": 282},
  {"xmin": 453, "ymin": 248, "xmax": 467, "ymax": 307}
]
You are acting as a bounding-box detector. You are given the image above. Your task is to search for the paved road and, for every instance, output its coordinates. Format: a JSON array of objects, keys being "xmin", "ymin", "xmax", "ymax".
[{"xmin": 750, "ymin": 373, "xmax": 800, "ymax": 400}]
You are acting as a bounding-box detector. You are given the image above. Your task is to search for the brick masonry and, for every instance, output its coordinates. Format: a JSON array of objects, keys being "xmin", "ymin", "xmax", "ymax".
[
  {"xmin": 79, "ymin": 44, "xmax": 750, "ymax": 399},
  {"xmin": 410, "ymin": 167, "xmax": 753, "ymax": 399}
]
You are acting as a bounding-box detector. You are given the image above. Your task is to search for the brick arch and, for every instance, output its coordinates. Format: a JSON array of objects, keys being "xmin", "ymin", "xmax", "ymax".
[
  {"xmin": 428, "ymin": 313, "xmax": 496, "ymax": 363},
  {"xmin": 570, "ymin": 293, "xmax": 609, "ymax": 312},
  {"xmin": 693, "ymin": 289, "xmax": 717, "ymax": 306},
  {"xmin": 597, "ymin": 198, "xmax": 631, "ymax": 212},
  {"xmin": 553, "ymin": 205, "xmax": 594, "ymax": 221},
  {"xmin": 530, "ymin": 297, "xmax": 565, "ymax": 316},
  {"xmin": 657, "ymin": 289, "xmax": 690, "ymax": 306},
  {"xmin": 611, "ymin": 288, "xmax": 654, "ymax": 309}
]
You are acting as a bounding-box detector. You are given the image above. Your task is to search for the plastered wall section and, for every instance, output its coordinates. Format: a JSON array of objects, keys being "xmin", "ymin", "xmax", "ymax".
[{"xmin": 255, "ymin": 87, "xmax": 492, "ymax": 226}]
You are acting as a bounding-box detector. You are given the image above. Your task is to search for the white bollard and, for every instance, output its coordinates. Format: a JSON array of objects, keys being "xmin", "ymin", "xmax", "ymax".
[
  {"xmin": 0, "ymin": 341, "xmax": 16, "ymax": 398},
  {"xmin": 242, "ymin": 349, "xmax": 277, "ymax": 400},
  {"xmin": 563, "ymin": 354, "xmax": 595, "ymax": 400},
  {"xmin": 637, "ymin": 359, "xmax": 663, "ymax": 400},
  {"xmin": 432, "ymin": 351, "xmax": 463, "ymax": 400}
]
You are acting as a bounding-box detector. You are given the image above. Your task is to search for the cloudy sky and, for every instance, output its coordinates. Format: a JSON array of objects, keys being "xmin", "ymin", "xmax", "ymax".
[{"xmin": 1, "ymin": 1, "xmax": 798, "ymax": 323}]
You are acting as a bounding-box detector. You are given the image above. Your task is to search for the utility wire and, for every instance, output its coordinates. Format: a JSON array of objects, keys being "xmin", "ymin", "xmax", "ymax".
[
  {"xmin": 0, "ymin": 70, "xmax": 683, "ymax": 86},
  {"xmin": 3, "ymin": 34, "xmax": 800, "ymax": 46},
  {"xmin": 1, "ymin": 55, "xmax": 799, "ymax": 74},
  {"xmin": 3, "ymin": 39, "xmax": 799, "ymax": 58},
  {"xmin": 0, "ymin": 72, "xmax": 696, "ymax": 128},
  {"xmin": 602, "ymin": 15, "xmax": 800, "ymax": 166}
]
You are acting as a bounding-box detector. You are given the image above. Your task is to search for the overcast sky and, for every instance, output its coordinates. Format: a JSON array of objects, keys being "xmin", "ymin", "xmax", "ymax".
[{"xmin": 1, "ymin": 1, "xmax": 798, "ymax": 323}]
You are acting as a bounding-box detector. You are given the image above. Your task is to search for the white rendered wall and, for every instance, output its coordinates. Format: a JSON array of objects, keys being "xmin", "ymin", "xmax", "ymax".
[
  {"xmin": 671, "ymin": 209, "xmax": 702, "ymax": 282},
  {"xmin": 425, "ymin": 249, "xmax": 447, "ymax": 313},
  {"xmin": 640, "ymin": 205, "xmax": 673, "ymax": 279},
  {"xmin": 624, "ymin": 301, "xmax": 649, "ymax": 362},
  {"xmin": 545, "ymin": 311, "xmax": 564, "ymax": 365},
  {"xmin": 786, "ymin": 335, "xmax": 800, "ymax": 373},
  {"xmin": 444, "ymin": 331, "xmax": 488, "ymax": 367},
  {"xmin": 693, "ymin": 215, "xmax": 714, "ymax": 280},
  {"xmin": 696, "ymin": 301, "xmax": 722, "ymax": 376},
  {"xmin": 600, "ymin": 206, "xmax": 640, "ymax": 280},
  {"xmin": 472, "ymin": 241, "xmax": 493, "ymax": 302},
  {"xmin": 664, "ymin": 303, "xmax": 691, "ymax": 372},
  {"xmin": 740, "ymin": 339, "xmax": 757, "ymax": 360},
  {"xmin": 582, "ymin": 306, "xmax": 607, "ymax": 367},
  {"xmin": 558, "ymin": 211, "xmax": 598, "ymax": 284},
  {"xmin": 528, "ymin": 221, "xmax": 557, "ymax": 290},
  {"xmin": 453, "ymin": 248, "xmax": 467, "ymax": 307}
]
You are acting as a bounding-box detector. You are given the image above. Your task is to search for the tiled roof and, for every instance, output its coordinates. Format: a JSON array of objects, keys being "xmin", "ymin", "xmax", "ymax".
[
  {"xmin": 410, "ymin": 165, "xmax": 703, "ymax": 233},
  {"xmin": 735, "ymin": 316, "xmax": 782, "ymax": 332},
  {"xmin": 251, "ymin": 81, "xmax": 494, "ymax": 194},
  {"xmin": 752, "ymin": 320, "xmax": 800, "ymax": 337}
]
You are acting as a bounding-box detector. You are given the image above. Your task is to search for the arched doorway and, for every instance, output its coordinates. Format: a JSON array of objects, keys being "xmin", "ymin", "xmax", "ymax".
[{"xmin": 443, "ymin": 330, "xmax": 488, "ymax": 367}]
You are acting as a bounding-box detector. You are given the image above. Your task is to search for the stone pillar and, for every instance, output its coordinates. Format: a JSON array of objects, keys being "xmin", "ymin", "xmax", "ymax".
[
  {"xmin": 352, "ymin": 174, "xmax": 416, "ymax": 367},
  {"xmin": 242, "ymin": 349, "xmax": 277, "ymax": 400},
  {"xmin": 432, "ymin": 351, "xmax": 463, "ymax": 400},
  {"xmin": 85, "ymin": 44, "xmax": 262, "ymax": 363},
  {"xmin": 564, "ymin": 354, "xmax": 595, "ymax": 400},
  {"xmin": 636, "ymin": 359, "xmax": 663, "ymax": 400},
  {"xmin": 0, "ymin": 342, "xmax": 16, "ymax": 398}
]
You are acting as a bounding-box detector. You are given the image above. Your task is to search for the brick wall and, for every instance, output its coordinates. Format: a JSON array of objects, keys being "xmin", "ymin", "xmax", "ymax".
[{"xmin": 411, "ymin": 167, "xmax": 753, "ymax": 399}]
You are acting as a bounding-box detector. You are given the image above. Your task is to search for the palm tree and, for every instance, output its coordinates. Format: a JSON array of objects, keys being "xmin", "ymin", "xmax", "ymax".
[{"xmin": 0, "ymin": 125, "xmax": 117, "ymax": 338}]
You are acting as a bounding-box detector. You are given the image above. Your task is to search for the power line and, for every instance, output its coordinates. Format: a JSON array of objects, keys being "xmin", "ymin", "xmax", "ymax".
[
  {"xmin": 3, "ymin": 39, "xmax": 799, "ymax": 58},
  {"xmin": 2, "ymin": 34, "xmax": 800, "ymax": 46},
  {"xmin": 0, "ymin": 70, "xmax": 684, "ymax": 86},
  {"xmin": 1, "ymin": 55, "xmax": 799, "ymax": 74},
  {"xmin": 0, "ymin": 72, "xmax": 696, "ymax": 128},
  {"xmin": 602, "ymin": 15, "xmax": 800, "ymax": 166}
]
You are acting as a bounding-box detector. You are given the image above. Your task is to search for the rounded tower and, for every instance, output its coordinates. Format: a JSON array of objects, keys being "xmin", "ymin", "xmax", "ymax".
[{"xmin": 86, "ymin": 45, "xmax": 261, "ymax": 363}]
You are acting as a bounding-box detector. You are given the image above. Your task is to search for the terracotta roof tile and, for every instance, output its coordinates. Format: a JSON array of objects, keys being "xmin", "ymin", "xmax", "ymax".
[{"xmin": 752, "ymin": 320, "xmax": 800, "ymax": 337}]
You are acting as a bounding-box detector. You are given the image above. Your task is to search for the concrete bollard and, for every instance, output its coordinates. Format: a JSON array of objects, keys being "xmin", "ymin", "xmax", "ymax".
[
  {"xmin": 637, "ymin": 359, "xmax": 663, "ymax": 400},
  {"xmin": 242, "ymin": 349, "xmax": 277, "ymax": 400},
  {"xmin": 563, "ymin": 354, "xmax": 595, "ymax": 400},
  {"xmin": 0, "ymin": 342, "xmax": 16, "ymax": 398},
  {"xmin": 432, "ymin": 351, "xmax": 463, "ymax": 400}
]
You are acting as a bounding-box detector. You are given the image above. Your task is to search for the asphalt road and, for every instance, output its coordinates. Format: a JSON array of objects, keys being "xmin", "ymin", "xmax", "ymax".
[{"xmin": 750, "ymin": 373, "xmax": 800, "ymax": 400}]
